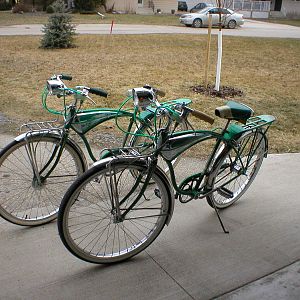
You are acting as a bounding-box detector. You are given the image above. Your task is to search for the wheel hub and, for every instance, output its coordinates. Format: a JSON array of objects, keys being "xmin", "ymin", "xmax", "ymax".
[
  {"xmin": 111, "ymin": 208, "xmax": 123, "ymax": 223},
  {"xmin": 31, "ymin": 177, "xmax": 45, "ymax": 188}
]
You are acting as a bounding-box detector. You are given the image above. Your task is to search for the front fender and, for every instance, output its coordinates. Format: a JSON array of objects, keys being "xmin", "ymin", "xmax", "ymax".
[{"xmin": 14, "ymin": 130, "xmax": 88, "ymax": 172}]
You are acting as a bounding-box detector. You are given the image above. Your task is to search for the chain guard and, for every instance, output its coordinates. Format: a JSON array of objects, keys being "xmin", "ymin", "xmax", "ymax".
[{"xmin": 178, "ymin": 174, "xmax": 203, "ymax": 203}]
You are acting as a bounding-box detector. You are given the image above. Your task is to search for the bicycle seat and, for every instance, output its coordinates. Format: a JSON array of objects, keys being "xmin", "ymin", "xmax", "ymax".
[{"xmin": 215, "ymin": 101, "xmax": 253, "ymax": 123}]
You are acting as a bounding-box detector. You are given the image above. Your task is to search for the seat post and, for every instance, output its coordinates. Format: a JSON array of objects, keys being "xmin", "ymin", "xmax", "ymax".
[{"xmin": 220, "ymin": 119, "xmax": 231, "ymax": 136}]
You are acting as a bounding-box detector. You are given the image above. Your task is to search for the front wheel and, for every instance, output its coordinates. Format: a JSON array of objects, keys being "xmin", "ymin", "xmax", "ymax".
[
  {"xmin": 0, "ymin": 134, "xmax": 85, "ymax": 226},
  {"xmin": 193, "ymin": 18, "xmax": 202, "ymax": 28},
  {"xmin": 228, "ymin": 20, "xmax": 237, "ymax": 29},
  {"xmin": 58, "ymin": 160, "xmax": 171, "ymax": 264},
  {"xmin": 206, "ymin": 131, "xmax": 266, "ymax": 209}
]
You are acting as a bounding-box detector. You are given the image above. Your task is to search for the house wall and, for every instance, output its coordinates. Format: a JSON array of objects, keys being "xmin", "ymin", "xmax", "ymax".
[
  {"xmin": 153, "ymin": 0, "xmax": 177, "ymax": 13},
  {"xmin": 106, "ymin": 0, "xmax": 137, "ymax": 12},
  {"xmin": 281, "ymin": 0, "xmax": 300, "ymax": 16},
  {"xmin": 106, "ymin": 0, "xmax": 178, "ymax": 13}
]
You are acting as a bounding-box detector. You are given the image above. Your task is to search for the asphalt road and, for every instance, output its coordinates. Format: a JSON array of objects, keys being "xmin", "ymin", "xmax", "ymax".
[
  {"xmin": 1, "ymin": 133, "xmax": 300, "ymax": 300},
  {"xmin": 0, "ymin": 19, "xmax": 300, "ymax": 38}
]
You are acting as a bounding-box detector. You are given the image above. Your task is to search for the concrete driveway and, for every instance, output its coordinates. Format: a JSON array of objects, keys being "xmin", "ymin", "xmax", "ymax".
[
  {"xmin": 0, "ymin": 19, "xmax": 299, "ymax": 38},
  {"xmin": 1, "ymin": 131, "xmax": 300, "ymax": 299}
]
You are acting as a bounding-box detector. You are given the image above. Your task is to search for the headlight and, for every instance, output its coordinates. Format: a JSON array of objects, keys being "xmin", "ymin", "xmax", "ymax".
[{"xmin": 47, "ymin": 80, "xmax": 64, "ymax": 95}]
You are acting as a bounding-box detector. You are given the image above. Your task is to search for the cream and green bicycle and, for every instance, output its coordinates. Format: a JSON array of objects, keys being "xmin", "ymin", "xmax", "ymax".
[{"xmin": 58, "ymin": 86, "xmax": 275, "ymax": 264}]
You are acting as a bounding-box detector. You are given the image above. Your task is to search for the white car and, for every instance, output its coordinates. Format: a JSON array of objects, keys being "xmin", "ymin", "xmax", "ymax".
[{"xmin": 179, "ymin": 7, "xmax": 244, "ymax": 29}]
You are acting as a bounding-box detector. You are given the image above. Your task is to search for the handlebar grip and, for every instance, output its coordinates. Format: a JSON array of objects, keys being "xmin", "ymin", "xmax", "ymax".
[
  {"xmin": 61, "ymin": 74, "xmax": 72, "ymax": 81},
  {"xmin": 88, "ymin": 87, "xmax": 108, "ymax": 98},
  {"xmin": 190, "ymin": 109, "xmax": 214, "ymax": 125}
]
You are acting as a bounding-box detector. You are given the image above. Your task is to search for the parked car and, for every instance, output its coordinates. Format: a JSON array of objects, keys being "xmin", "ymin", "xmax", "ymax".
[
  {"xmin": 190, "ymin": 2, "xmax": 213, "ymax": 13},
  {"xmin": 179, "ymin": 7, "xmax": 244, "ymax": 29}
]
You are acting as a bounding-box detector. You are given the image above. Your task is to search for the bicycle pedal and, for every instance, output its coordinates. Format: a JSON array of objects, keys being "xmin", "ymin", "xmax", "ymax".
[
  {"xmin": 178, "ymin": 194, "xmax": 194, "ymax": 203},
  {"xmin": 217, "ymin": 187, "xmax": 234, "ymax": 199}
]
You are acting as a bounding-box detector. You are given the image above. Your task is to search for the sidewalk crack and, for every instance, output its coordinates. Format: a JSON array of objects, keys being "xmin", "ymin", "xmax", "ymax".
[{"xmin": 146, "ymin": 251, "xmax": 196, "ymax": 300}]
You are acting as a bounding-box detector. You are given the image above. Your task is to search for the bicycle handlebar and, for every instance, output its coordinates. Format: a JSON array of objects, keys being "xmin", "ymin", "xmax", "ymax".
[
  {"xmin": 86, "ymin": 87, "xmax": 108, "ymax": 98},
  {"xmin": 47, "ymin": 74, "xmax": 108, "ymax": 99},
  {"xmin": 43, "ymin": 74, "xmax": 109, "ymax": 116},
  {"xmin": 162, "ymin": 104, "xmax": 214, "ymax": 125},
  {"xmin": 189, "ymin": 108, "xmax": 215, "ymax": 125},
  {"xmin": 60, "ymin": 74, "xmax": 72, "ymax": 81}
]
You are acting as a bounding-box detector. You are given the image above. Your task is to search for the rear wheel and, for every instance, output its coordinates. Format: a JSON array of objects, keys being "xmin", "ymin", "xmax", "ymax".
[
  {"xmin": 58, "ymin": 160, "xmax": 170, "ymax": 264},
  {"xmin": 206, "ymin": 131, "xmax": 266, "ymax": 209},
  {"xmin": 0, "ymin": 135, "xmax": 85, "ymax": 226},
  {"xmin": 193, "ymin": 18, "xmax": 202, "ymax": 28}
]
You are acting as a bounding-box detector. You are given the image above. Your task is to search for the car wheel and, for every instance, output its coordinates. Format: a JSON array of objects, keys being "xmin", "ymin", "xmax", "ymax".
[
  {"xmin": 228, "ymin": 20, "xmax": 237, "ymax": 29},
  {"xmin": 193, "ymin": 18, "xmax": 202, "ymax": 28}
]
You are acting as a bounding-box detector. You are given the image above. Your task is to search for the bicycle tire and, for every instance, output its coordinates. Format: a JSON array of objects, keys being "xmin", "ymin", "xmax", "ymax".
[
  {"xmin": 58, "ymin": 159, "xmax": 171, "ymax": 264},
  {"xmin": 0, "ymin": 134, "xmax": 85, "ymax": 226},
  {"xmin": 206, "ymin": 130, "xmax": 266, "ymax": 209}
]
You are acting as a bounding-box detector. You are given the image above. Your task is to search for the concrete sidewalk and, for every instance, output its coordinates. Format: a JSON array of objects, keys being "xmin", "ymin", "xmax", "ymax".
[{"xmin": 1, "ymin": 131, "xmax": 300, "ymax": 299}]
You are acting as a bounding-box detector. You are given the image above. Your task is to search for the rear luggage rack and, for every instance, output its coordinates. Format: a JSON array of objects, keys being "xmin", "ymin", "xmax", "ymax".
[{"xmin": 242, "ymin": 115, "xmax": 275, "ymax": 131}]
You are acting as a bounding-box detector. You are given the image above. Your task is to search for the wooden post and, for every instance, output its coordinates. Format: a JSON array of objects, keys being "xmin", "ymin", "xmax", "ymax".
[
  {"xmin": 204, "ymin": 14, "xmax": 212, "ymax": 88},
  {"xmin": 110, "ymin": 20, "xmax": 114, "ymax": 35}
]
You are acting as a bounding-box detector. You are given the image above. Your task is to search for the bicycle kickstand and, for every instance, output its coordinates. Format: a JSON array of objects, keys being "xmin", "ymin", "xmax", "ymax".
[{"xmin": 211, "ymin": 200, "xmax": 229, "ymax": 234}]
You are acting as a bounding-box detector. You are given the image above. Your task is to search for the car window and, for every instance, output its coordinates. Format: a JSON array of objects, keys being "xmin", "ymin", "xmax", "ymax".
[
  {"xmin": 199, "ymin": 7, "xmax": 212, "ymax": 14},
  {"xmin": 221, "ymin": 8, "xmax": 231, "ymax": 14},
  {"xmin": 208, "ymin": 8, "xmax": 219, "ymax": 14}
]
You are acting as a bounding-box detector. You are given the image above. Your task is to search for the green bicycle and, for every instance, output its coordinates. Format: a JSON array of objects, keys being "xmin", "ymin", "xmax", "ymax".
[
  {"xmin": 58, "ymin": 86, "xmax": 275, "ymax": 264},
  {"xmin": 0, "ymin": 75, "xmax": 190, "ymax": 226}
]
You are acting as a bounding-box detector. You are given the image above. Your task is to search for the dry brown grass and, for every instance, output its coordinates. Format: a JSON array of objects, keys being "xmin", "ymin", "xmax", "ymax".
[{"xmin": 0, "ymin": 34, "xmax": 299, "ymax": 153}]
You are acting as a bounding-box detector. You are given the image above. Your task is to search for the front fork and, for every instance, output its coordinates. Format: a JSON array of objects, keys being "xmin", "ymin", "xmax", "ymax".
[
  {"xmin": 24, "ymin": 130, "xmax": 68, "ymax": 185},
  {"xmin": 107, "ymin": 157, "xmax": 157, "ymax": 223}
]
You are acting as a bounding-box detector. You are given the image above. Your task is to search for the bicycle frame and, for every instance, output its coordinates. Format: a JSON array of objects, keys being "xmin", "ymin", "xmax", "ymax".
[
  {"xmin": 159, "ymin": 115, "xmax": 275, "ymax": 199},
  {"xmin": 111, "ymin": 113, "xmax": 275, "ymax": 212}
]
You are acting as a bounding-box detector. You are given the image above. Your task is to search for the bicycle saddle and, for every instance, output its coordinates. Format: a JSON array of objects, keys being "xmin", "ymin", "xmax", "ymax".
[{"xmin": 215, "ymin": 101, "xmax": 253, "ymax": 123}]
